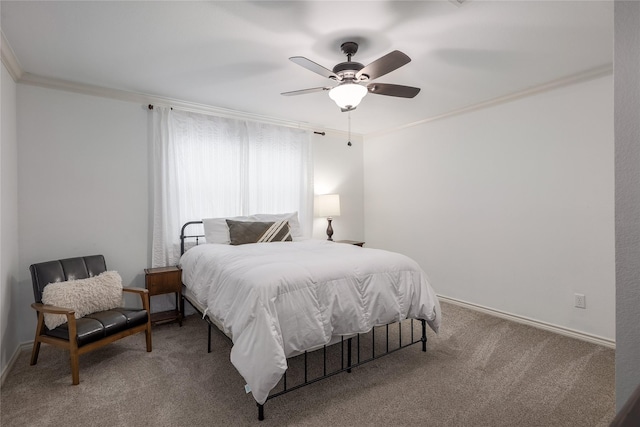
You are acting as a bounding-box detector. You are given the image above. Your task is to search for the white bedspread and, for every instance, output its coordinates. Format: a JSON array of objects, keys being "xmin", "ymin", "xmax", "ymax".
[{"xmin": 180, "ymin": 240, "xmax": 441, "ymax": 405}]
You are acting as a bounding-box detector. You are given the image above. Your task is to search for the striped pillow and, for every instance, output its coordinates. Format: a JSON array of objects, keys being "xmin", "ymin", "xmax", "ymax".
[{"xmin": 226, "ymin": 220, "xmax": 292, "ymax": 245}]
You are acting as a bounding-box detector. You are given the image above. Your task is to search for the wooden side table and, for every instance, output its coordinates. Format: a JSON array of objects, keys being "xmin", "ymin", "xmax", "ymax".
[
  {"xmin": 144, "ymin": 266, "xmax": 182, "ymax": 326},
  {"xmin": 336, "ymin": 240, "xmax": 365, "ymax": 247}
]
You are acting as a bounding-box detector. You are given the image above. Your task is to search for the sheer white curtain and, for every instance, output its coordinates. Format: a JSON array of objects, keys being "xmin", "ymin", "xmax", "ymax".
[{"xmin": 152, "ymin": 107, "xmax": 313, "ymax": 266}]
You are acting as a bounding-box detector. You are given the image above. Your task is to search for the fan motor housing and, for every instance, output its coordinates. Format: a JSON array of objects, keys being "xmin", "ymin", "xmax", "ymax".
[{"xmin": 333, "ymin": 61, "xmax": 365, "ymax": 80}]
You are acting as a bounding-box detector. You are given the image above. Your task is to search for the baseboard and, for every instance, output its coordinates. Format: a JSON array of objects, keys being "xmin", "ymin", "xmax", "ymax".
[
  {"xmin": 1, "ymin": 341, "xmax": 31, "ymax": 387},
  {"xmin": 437, "ymin": 295, "xmax": 616, "ymax": 349}
]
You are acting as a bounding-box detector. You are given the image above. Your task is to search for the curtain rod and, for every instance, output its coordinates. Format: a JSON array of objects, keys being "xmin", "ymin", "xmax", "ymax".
[
  {"xmin": 148, "ymin": 104, "xmax": 171, "ymax": 110},
  {"xmin": 148, "ymin": 104, "xmax": 326, "ymax": 136}
]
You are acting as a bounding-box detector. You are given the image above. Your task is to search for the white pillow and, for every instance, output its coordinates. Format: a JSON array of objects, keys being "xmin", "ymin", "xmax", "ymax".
[
  {"xmin": 41, "ymin": 271, "xmax": 124, "ymax": 330},
  {"xmin": 203, "ymin": 212, "xmax": 303, "ymax": 244},
  {"xmin": 203, "ymin": 215, "xmax": 252, "ymax": 244}
]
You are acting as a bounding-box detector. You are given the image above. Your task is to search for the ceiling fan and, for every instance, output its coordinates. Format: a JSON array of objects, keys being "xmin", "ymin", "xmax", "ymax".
[{"xmin": 282, "ymin": 41, "xmax": 421, "ymax": 112}]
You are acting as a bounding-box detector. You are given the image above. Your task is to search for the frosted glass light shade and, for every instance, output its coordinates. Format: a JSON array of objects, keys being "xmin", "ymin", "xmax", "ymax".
[
  {"xmin": 317, "ymin": 194, "xmax": 341, "ymax": 218},
  {"xmin": 328, "ymin": 83, "xmax": 368, "ymax": 109}
]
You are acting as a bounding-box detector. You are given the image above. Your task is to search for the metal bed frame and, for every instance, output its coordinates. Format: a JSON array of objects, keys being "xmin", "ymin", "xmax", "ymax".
[{"xmin": 179, "ymin": 220, "xmax": 428, "ymax": 421}]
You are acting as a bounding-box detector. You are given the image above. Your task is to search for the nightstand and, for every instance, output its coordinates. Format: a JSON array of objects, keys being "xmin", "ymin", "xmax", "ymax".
[
  {"xmin": 144, "ymin": 266, "xmax": 182, "ymax": 326},
  {"xmin": 336, "ymin": 240, "xmax": 365, "ymax": 247}
]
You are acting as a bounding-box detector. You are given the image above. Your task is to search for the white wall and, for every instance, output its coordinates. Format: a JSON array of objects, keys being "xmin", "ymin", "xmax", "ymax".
[
  {"xmin": 16, "ymin": 87, "xmax": 150, "ymax": 280},
  {"xmin": 9, "ymin": 84, "xmax": 365, "ymax": 352},
  {"xmin": 1, "ymin": 61, "xmax": 20, "ymax": 379},
  {"xmin": 312, "ymin": 131, "xmax": 364, "ymax": 242},
  {"xmin": 614, "ymin": 0, "xmax": 640, "ymax": 410},
  {"xmin": 364, "ymin": 75, "xmax": 615, "ymax": 340}
]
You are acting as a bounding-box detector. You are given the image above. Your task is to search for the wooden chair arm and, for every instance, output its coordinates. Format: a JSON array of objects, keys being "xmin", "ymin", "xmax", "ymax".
[
  {"xmin": 122, "ymin": 287, "xmax": 150, "ymax": 313},
  {"xmin": 122, "ymin": 287, "xmax": 149, "ymax": 295},
  {"xmin": 31, "ymin": 303, "xmax": 78, "ymax": 341},
  {"xmin": 31, "ymin": 302, "xmax": 75, "ymax": 316}
]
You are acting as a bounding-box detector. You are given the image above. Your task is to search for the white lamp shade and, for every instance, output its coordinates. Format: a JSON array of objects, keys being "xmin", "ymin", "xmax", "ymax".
[
  {"xmin": 316, "ymin": 194, "xmax": 341, "ymax": 217},
  {"xmin": 328, "ymin": 83, "xmax": 368, "ymax": 109}
]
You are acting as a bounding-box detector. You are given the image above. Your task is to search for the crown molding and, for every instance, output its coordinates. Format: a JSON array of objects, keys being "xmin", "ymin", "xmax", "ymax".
[
  {"xmin": 1, "ymin": 30, "xmax": 23, "ymax": 82},
  {"xmin": 17, "ymin": 72, "xmax": 357, "ymax": 138},
  {"xmin": 368, "ymin": 63, "xmax": 614, "ymax": 139},
  {"xmin": 12, "ymin": 55, "xmax": 612, "ymax": 140}
]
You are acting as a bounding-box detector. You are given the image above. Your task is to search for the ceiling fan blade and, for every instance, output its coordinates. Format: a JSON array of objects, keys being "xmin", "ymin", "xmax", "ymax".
[
  {"xmin": 289, "ymin": 57, "xmax": 340, "ymax": 80},
  {"xmin": 367, "ymin": 83, "xmax": 421, "ymax": 98},
  {"xmin": 356, "ymin": 50, "xmax": 411, "ymax": 81},
  {"xmin": 281, "ymin": 87, "xmax": 332, "ymax": 96}
]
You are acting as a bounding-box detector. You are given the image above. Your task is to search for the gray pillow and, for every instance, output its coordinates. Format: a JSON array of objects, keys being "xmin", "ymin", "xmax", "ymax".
[{"xmin": 226, "ymin": 220, "xmax": 292, "ymax": 245}]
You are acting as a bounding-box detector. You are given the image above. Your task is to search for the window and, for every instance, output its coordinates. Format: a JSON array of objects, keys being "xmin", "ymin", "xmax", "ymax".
[{"xmin": 151, "ymin": 107, "xmax": 312, "ymax": 266}]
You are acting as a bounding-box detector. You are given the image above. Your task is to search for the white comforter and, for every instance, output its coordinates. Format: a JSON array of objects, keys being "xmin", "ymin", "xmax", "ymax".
[{"xmin": 180, "ymin": 240, "xmax": 441, "ymax": 404}]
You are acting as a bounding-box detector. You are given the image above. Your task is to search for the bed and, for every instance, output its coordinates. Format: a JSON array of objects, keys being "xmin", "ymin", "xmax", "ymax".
[{"xmin": 178, "ymin": 213, "xmax": 441, "ymax": 420}]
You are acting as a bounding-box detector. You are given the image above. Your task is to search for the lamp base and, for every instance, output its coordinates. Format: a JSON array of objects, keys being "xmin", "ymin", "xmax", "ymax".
[{"xmin": 326, "ymin": 217, "xmax": 334, "ymax": 241}]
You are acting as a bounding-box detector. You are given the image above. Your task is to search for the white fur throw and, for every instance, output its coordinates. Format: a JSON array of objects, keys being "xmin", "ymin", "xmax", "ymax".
[{"xmin": 42, "ymin": 271, "xmax": 124, "ymax": 330}]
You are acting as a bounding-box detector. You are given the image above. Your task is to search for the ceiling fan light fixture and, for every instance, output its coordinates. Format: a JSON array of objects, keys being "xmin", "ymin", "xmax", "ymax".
[{"xmin": 329, "ymin": 82, "xmax": 368, "ymax": 110}]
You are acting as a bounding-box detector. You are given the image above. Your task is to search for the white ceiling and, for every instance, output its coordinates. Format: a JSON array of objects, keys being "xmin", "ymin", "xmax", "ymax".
[{"xmin": 1, "ymin": 1, "xmax": 613, "ymax": 135}]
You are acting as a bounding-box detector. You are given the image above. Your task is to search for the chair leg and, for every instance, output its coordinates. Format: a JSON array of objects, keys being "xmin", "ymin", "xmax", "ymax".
[
  {"xmin": 30, "ymin": 340, "xmax": 41, "ymax": 366},
  {"xmin": 145, "ymin": 324, "xmax": 152, "ymax": 352},
  {"xmin": 67, "ymin": 314, "xmax": 80, "ymax": 385},
  {"xmin": 70, "ymin": 350, "xmax": 80, "ymax": 385},
  {"xmin": 31, "ymin": 312, "xmax": 45, "ymax": 365}
]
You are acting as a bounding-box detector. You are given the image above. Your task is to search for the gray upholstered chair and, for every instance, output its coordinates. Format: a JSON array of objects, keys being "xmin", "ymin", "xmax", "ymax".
[{"xmin": 29, "ymin": 255, "xmax": 152, "ymax": 384}]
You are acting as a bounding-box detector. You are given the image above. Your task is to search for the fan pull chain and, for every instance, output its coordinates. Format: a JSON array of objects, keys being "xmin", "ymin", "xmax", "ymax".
[{"xmin": 347, "ymin": 111, "xmax": 352, "ymax": 147}]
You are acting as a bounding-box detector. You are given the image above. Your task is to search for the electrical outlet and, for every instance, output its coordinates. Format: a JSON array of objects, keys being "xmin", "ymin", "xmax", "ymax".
[{"xmin": 574, "ymin": 293, "xmax": 586, "ymax": 309}]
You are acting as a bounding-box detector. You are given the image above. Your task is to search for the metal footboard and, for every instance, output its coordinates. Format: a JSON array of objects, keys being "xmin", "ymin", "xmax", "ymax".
[
  {"xmin": 257, "ymin": 318, "xmax": 428, "ymax": 420},
  {"xmin": 184, "ymin": 291, "xmax": 427, "ymax": 421}
]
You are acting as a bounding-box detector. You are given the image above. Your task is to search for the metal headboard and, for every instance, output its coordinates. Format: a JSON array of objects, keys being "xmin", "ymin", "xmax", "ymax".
[{"xmin": 180, "ymin": 221, "xmax": 205, "ymax": 255}]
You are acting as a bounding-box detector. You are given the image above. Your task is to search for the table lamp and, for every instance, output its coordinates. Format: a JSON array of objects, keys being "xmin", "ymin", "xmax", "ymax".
[{"xmin": 317, "ymin": 194, "xmax": 341, "ymax": 241}]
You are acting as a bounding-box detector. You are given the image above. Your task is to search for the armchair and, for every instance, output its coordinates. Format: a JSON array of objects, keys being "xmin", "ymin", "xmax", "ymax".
[{"xmin": 29, "ymin": 255, "xmax": 152, "ymax": 384}]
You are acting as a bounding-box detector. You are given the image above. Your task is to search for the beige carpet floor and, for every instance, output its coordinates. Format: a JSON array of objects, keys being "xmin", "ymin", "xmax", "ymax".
[{"xmin": 1, "ymin": 302, "xmax": 615, "ymax": 426}]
